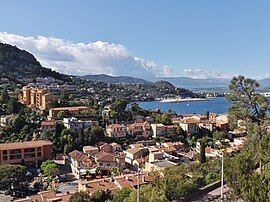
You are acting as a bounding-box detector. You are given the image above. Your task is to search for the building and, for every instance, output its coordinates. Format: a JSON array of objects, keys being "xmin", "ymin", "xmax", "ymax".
[
  {"xmin": 0, "ymin": 140, "xmax": 52, "ymax": 165},
  {"xmin": 144, "ymin": 159, "xmax": 177, "ymax": 172},
  {"xmin": 83, "ymin": 146, "xmax": 99, "ymax": 156},
  {"xmin": 124, "ymin": 148, "xmax": 149, "ymax": 170},
  {"xmin": 68, "ymin": 150, "xmax": 95, "ymax": 178},
  {"xmin": 198, "ymin": 120, "xmax": 216, "ymax": 132},
  {"xmin": 18, "ymin": 86, "xmax": 57, "ymax": 110},
  {"xmin": 178, "ymin": 118, "xmax": 199, "ymax": 134},
  {"xmin": 127, "ymin": 121, "xmax": 152, "ymax": 139},
  {"xmin": 14, "ymin": 190, "xmax": 72, "ymax": 202},
  {"xmin": 106, "ymin": 124, "xmax": 127, "ymax": 138},
  {"xmin": 48, "ymin": 106, "xmax": 91, "ymax": 119},
  {"xmin": 94, "ymin": 151, "xmax": 125, "ymax": 172},
  {"xmin": 40, "ymin": 119, "xmax": 56, "ymax": 131},
  {"xmin": 63, "ymin": 117, "xmax": 92, "ymax": 132},
  {"xmin": 165, "ymin": 125, "xmax": 177, "ymax": 136},
  {"xmin": 151, "ymin": 123, "xmax": 166, "ymax": 138},
  {"xmin": 78, "ymin": 172, "xmax": 152, "ymax": 195}
]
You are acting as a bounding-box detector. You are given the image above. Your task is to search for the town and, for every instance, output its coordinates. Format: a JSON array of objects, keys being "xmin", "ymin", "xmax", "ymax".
[{"xmin": 0, "ymin": 81, "xmax": 254, "ymax": 202}]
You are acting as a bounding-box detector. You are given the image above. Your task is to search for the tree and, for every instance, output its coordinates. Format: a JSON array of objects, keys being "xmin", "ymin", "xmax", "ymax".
[
  {"xmin": 212, "ymin": 131, "xmax": 227, "ymax": 142},
  {"xmin": 90, "ymin": 190, "xmax": 113, "ymax": 202},
  {"xmin": 226, "ymin": 76, "xmax": 268, "ymax": 129},
  {"xmin": 84, "ymin": 126, "xmax": 105, "ymax": 145},
  {"xmin": 41, "ymin": 160, "xmax": 60, "ymax": 177},
  {"xmin": 199, "ymin": 139, "xmax": 206, "ymax": 164},
  {"xmin": 0, "ymin": 88, "xmax": 9, "ymax": 104},
  {"xmin": 110, "ymin": 99, "xmax": 127, "ymax": 119},
  {"xmin": 0, "ymin": 164, "xmax": 27, "ymax": 190},
  {"xmin": 113, "ymin": 187, "xmax": 132, "ymax": 202},
  {"xmin": 69, "ymin": 191, "xmax": 91, "ymax": 202}
]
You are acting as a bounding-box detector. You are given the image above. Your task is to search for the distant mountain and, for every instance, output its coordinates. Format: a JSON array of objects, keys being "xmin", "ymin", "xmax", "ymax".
[
  {"xmin": 259, "ymin": 78, "xmax": 270, "ymax": 88},
  {"xmin": 154, "ymin": 77, "xmax": 231, "ymax": 90},
  {"xmin": 80, "ymin": 74, "xmax": 152, "ymax": 84},
  {"xmin": 0, "ymin": 43, "xmax": 70, "ymax": 82}
]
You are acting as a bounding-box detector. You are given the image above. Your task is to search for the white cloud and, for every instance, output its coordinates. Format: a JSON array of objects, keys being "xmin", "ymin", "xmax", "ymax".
[
  {"xmin": 0, "ymin": 32, "xmax": 172, "ymax": 78},
  {"xmin": 183, "ymin": 68, "xmax": 235, "ymax": 79}
]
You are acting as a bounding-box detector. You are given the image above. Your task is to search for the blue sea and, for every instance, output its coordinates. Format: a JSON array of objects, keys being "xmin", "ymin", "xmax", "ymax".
[
  {"xmin": 136, "ymin": 97, "xmax": 229, "ymax": 114},
  {"xmin": 136, "ymin": 97, "xmax": 270, "ymax": 115}
]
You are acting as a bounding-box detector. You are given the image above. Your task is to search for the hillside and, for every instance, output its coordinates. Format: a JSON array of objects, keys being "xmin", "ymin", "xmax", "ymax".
[
  {"xmin": 0, "ymin": 43, "xmax": 70, "ymax": 82},
  {"xmin": 80, "ymin": 74, "xmax": 151, "ymax": 84}
]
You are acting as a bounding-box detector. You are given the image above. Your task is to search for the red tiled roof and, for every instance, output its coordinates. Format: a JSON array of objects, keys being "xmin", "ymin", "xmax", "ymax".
[
  {"xmin": 95, "ymin": 152, "xmax": 116, "ymax": 162},
  {"xmin": 0, "ymin": 140, "xmax": 52, "ymax": 150},
  {"xmin": 51, "ymin": 106, "xmax": 90, "ymax": 111},
  {"xmin": 107, "ymin": 124, "xmax": 126, "ymax": 129},
  {"xmin": 181, "ymin": 118, "xmax": 199, "ymax": 124},
  {"xmin": 41, "ymin": 120, "xmax": 56, "ymax": 126}
]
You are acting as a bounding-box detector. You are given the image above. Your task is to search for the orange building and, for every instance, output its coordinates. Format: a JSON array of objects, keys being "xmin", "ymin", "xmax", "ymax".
[
  {"xmin": 48, "ymin": 106, "xmax": 91, "ymax": 119},
  {"xmin": 18, "ymin": 86, "xmax": 57, "ymax": 110},
  {"xmin": 0, "ymin": 140, "xmax": 52, "ymax": 165}
]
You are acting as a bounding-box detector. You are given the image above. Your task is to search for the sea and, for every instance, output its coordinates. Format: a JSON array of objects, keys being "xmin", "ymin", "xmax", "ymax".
[{"xmin": 136, "ymin": 97, "xmax": 270, "ymax": 115}]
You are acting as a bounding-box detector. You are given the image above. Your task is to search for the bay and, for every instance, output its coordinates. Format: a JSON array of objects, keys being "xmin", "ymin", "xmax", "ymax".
[
  {"xmin": 137, "ymin": 97, "xmax": 270, "ymax": 115},
  {"xmin": 137, "ymin": 97, "xmax": 228, "ymax": 114}
]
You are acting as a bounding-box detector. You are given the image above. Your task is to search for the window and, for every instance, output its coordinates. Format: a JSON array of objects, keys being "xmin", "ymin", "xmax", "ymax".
[
  {"xmin": 3, "ymin": 150, "xmax": 7, "ymax": 155},
  {"xmin": 3, "ymin": 156, "xmax": 7, "ymax": 161}
]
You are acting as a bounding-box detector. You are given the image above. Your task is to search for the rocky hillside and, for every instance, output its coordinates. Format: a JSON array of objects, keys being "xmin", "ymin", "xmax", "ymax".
[{"xmin": 0, "ymin": 43, "xmax": 70, "ymax": 82}]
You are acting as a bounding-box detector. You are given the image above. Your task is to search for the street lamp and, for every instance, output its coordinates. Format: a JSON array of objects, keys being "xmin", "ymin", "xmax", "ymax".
[
  {"xmin": 137, "ymin": 167, "xmax": 141, "ymax": 202},
  {"xmin": 214, "ymin": 152, "xmax": 224, "ymax": 200}
]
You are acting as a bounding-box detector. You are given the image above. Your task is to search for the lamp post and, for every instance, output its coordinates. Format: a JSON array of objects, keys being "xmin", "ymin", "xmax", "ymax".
[
  {"xmin": 137, "ymin": 168, "xmax": 141, "ymax": 202},
  {"xmin": 215, "ymin": 152, "xmax": 224, "ymax": 200}
]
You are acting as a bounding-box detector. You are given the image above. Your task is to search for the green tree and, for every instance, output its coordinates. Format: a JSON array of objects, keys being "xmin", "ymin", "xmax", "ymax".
[
  {"xmin": 0, "ymin": 88, "xmax": 9, "ymax": 104},
  {"xmin": 226, "ymin": 76, "xmax": 268, "ymax": 129},
  {"xmin": 110, "ymin": 99, "xmax": 127, "ymax": 119},
  {"xmin": 41, "ymin": 160, "xmax": 60, "ymax": 177},
  {"xmin": 0, "ymin": 164, "xmax": 27, "ymax": 190},
  {"xmin": 84, "ymin": 126, "xmax": 105, "ymax": 145},
  {"xmin": 199, "ymin": 140, "xmax": 206, "ymax": 164},
  {"xmin": 90, "ymin": 190, "xmax": 113, "ymax": 202},
  {"xmin": 113, "ymin": 187, "xmax": 132, "ymax": 202},
  {"xmin": 69, "ymin": 191, "xmax": 91, "ymax": 202}
]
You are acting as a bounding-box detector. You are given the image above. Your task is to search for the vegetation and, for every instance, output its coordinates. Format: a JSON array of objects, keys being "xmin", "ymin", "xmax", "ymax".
[
  {"xmin": 224, "ymin": 76, "xmax": 270, "ymax": 201},
  {"xmin": 41, "ymin": 160, "xmax": 60, "ymax": 177},
  {"xmin": 0, "ymin": 164, "xmax": 28, "ymax": 190},
  {"xmin": 69, "ymin": 190, "xmax": 113, "ymax": 202}
]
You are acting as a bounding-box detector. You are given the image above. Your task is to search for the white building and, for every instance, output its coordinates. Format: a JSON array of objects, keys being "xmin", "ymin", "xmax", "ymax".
[
  {"xmin": 151, "ymin": 123, "xmax": 166, "ymax": 138},
  {"xmin": 63, "ymin": 117, "xmax": 92, "ymax": 132}
]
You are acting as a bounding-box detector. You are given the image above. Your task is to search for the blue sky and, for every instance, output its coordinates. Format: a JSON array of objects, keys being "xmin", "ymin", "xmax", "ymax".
[{"xmin": 0, "ymin": 0, "xmax": 270, "ymax": 78}]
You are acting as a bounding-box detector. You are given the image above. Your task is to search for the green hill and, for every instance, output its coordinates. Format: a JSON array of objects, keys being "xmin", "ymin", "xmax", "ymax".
[{"xmin": 0, "ymin": 43, "xmax": 70, "ymax": 82}]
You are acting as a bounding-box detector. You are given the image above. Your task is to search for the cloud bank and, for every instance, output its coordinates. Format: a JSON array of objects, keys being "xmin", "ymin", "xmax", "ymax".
[{"xmin": 0, "ymin": 32, "xmax": 172, "ymax": 78}]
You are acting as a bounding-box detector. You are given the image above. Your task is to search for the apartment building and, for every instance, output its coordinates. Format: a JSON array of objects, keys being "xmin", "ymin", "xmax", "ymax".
[
  {"xmin": 151, "ymin": 123, "xmax": 166, "ymax": 138},
  {"xmin": 18, "ymin": 86, "xmax": 57, "ymax": 110},
  {"xmin": 106, "ymin": 124, "xmax": 127, "ymax": 138},
  {"xmin": 0, "ymin": 140, "xmax": 52, "ymax": 165},
  {"xmin": 48, "ymin": 106, "xmax": 91, "ymax": 119}
]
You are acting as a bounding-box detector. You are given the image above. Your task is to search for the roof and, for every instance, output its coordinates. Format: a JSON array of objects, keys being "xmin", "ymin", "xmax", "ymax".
[
  {"xmin": 50, "ymin": 106, "xmax": 89, "ymax": 111},
  {"xmin": 151, "ymin": 160, "xmax": 176, "ymax": 168},
  {"xmin": 125, "ymin": 148, "xmax": 144, "ymax": 155},
  {"xmin": 180, "ymin": 118, "xmax": 199, "ymax": 124},
  {"xmin": 41, "ymin": 120, "xmax": 56, "ymax": 126},
  {"xmin": 83, "ymin": 146, "xmax": 99, "ymax": 152},
  {"xmin": 107, "ymin": 124, "xmax": 126, "ymax": 129},
  {"xmin": 110, "ymin": 142, "xmax": 121, "ymax": 147},
  {"xmin": 0, "ymin": 140, "xmax": 52, "ymax": 150},
  {"xmin": 95, "ymin": 152, "xmax": 116, "ymax": 162},
  {"xmin": 151, "ymin": 123, "xmax": 165, "ymax": 127},
  {"xmin": 68, "ymin": 150, "xmax": 93, "ymax": 164}
]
